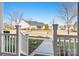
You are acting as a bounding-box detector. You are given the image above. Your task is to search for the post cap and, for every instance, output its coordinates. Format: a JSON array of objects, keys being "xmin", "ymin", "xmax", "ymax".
[
  {"xmin": 15, "ymin": 25, "xmax": 21, "ymax": 27},
  {"xmin": 52, "ymin": 24, "xmax": 58, "ymax": 30},
  {"xmin": 52, "ymin": 24, "xmax": 58, "ymax": 26}
]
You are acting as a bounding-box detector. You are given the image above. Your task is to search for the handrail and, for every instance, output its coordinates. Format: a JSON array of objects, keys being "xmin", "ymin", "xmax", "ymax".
[
  {"xmin": 20, "ymin": 32, "xmax": 29, "ymax": 55},
  {"xmin": 0, "ymin": 33, "xmax": 16, "ymax": 35},
  {"xmin": 57, "ymin": 35, "xmax": 77, "ymax": 38},
  {"xmin": 20, "ymin": 32, "xmax": 28, "ymax": 37}
]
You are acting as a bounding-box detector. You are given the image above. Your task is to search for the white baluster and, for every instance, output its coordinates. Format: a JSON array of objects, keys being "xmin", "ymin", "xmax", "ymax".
[
  {"xmin": 14, "ymin": 35, "xmax": 16, "ymax": 53},
  {"xmin": 59, "ymin": 37, "xmax": 61, "ymax": 56},
  {"xmin": 74, "ymin": 38, "xmax": 76, "ymax": 56},
  {"xmin": 6, "ymin": 35, "xmax": 9, "ymax": 52},
  {"xmin": 12, "ymin": 37, "xmax": 14, "ymax": 53},
  {"xmin": 9, "ymin": 35, "xmax": 11, "ymax": 52},
  {"xmin": 3, "ymin": 35, "xmax": 5, "ymax": 52},
  {"xmin": 63, "ymin": 37, "xmax": 66, "ymax": 56},
  {"xmin": 4, "ymin": 35, "xmax": 6, "ymax": 52},
  {"xmin": 68, "ymin": 37, "xmax": 71, "ymax": 56}
]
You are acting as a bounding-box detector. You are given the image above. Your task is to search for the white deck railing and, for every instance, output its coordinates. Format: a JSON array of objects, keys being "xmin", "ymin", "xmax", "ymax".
[
  {"xmin": 20, "ymin": 32, "xmax": 29, "ymax": 55},
  {"xmin": 1, "ymin": 33, "xmax": 17, "ymax": 54},
  {"xmin": 0, "ymin": 25, "xmax": 29, "ymax": 56},
  {"xmin": 0, "ymin": 33, "xmax": 29, "ymax": 56},
  {"xmin": 53, "ymin": 24, "xmax": 78, "ymax": 56},
  {"xmin": 57, "ymin": 35, "xmax": 77, "ymax": 56}
]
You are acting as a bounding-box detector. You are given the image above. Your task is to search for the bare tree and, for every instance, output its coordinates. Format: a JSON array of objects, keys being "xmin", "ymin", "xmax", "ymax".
[
  {"xmin": 59, "ymin": 2, "xmax": 77, "ymax": 34},
  {"xmin": 8, "ymin": 11, "xmax": 24, "ymax": 25}
]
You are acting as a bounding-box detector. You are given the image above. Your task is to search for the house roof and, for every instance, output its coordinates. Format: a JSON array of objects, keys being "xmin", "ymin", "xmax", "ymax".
[
  {"xmin": 24, "ymin": 20, "xmax": 45, "ymax": 26},
  {"xmin": 4, "ymin": 23, "xmax": 15, "ymax": 28},
  {"xmin": 4, "ymin": 19, "xmax": 45, "ymax": 29}
]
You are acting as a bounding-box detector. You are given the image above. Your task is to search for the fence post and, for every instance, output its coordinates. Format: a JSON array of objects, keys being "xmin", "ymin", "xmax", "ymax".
[
  {"xmin": 53, "ymin": 24, "xmax": 58, "ymax": 56},
  {"xmin": 15, "ymin": 25, "xmax": 21, "ymax": 56}
]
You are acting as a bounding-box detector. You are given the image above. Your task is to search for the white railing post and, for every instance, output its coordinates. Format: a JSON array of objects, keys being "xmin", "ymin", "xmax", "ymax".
[
  {"xmin": 53, "ymin": 24, "xmax": 58, "ymax": 56},
  {"xmin": 15, "ymin": 25, "xmax": 21, "ymax": 56}
]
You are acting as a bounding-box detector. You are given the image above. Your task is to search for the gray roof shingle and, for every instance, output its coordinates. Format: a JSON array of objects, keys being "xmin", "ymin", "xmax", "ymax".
[{"xmin": 24, "ymin": 20, "xmax": 45, "ymax": 26}]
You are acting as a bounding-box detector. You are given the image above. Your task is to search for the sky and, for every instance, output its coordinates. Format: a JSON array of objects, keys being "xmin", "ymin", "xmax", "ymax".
[{"xmin": 3, "ymin": 2, "xmax": 77, "ymax": 25}]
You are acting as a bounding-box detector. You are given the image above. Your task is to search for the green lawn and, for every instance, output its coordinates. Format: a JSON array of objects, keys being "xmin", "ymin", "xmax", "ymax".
[{"xmin": 29, "ymin": 38, "xmax": 43, "ymax": 55}]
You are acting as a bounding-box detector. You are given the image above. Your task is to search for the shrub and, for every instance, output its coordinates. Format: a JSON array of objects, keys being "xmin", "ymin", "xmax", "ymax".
[{"xmin": 3, "ymin": 31, "xmax": 10, "ymax": 33}]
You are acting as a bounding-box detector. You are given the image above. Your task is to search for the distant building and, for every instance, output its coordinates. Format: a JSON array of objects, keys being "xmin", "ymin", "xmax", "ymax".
[
  {"xmin": 4, "ymin": 23, "xmax": 15, "ymax": 29},
  {"xmin": 24, "ymin": 20, "xmax": 45, "ymax": 30},
  {"xmin": 63, "ymin": 22, "xmax": 77, "ymax": 32},
  {"xmin": 11, "ymin": 20, "xmax": 45, "ymax": 30},
  {"xmin": 58, "ymin": 25, "xmax": 66, "ymax": 30},
  {"xmin": 73, "ymin": 21, "xmax": 77, "ymax": 31}
]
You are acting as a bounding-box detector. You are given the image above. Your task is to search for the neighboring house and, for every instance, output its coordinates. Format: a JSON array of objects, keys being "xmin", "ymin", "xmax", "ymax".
[
  {"xmin": 11, "ymin": 20, "xmax": 45, "ymax": 30},
  {"xmin": 64, "ymin": 21, "xmax": 77, "ymax": 32},
  {"xmin": 49, "ymin": 25, "xmax": 52, "ymax": 30},
  {"xmin": 24, "ymin": 20, "xmax": 45, "ymax": 30},
  {"xmin": 73, "ymin": 21, "xmax": 77, "ymax": 31},
  {"xmin": 58, "ymin": 25, "xmax": 75, "ymax": 31},
  {"xmin": 11, "ymin": 20, "xmax": 30, "ymax": 29},
  {"xmin": 58, "ymin": 25, "xmax": 66, "ymax": 30},
  {"xmin": 4, "ymin": 23, "xmax": 15, "ymax": 29},
  {"xmin": 65, "ymin": 25, "xmax": 74, "ymax": 32}
]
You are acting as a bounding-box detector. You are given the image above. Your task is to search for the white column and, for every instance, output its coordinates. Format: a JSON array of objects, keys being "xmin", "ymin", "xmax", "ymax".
[
  {"xmin": 53, "ymin": 24, "xmax": 58, "ymax": 56},
  {"xmin": 0, "ymin": 3, "xmax": 3, "ymax": 55},
  {"xmin": 15, "ymin": 25, "xmax": 21, "ymax": 56}
]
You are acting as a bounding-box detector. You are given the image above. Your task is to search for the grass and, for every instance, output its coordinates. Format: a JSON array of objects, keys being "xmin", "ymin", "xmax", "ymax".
[{"xmin": 29, "ymin": 38, "xmax": 43, "ymax": 55}]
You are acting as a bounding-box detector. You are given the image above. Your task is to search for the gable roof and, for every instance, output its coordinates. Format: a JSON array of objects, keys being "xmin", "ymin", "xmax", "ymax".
[{"xmin": 24, "ymin": 20, "xmax": 45, "ymax": 26}]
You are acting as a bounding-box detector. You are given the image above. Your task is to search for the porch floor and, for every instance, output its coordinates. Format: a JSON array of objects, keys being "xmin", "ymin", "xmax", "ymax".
[{"xmin": 30, "ymin": 39, "xmax": 54, "ymax": 56}]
